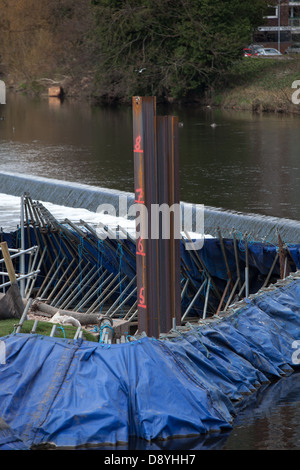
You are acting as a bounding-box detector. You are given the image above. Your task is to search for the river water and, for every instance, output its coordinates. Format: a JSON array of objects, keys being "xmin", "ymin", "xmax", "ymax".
[{"xmin": 1, "ymin": 92, "xmax": 300, "ymax": 450}]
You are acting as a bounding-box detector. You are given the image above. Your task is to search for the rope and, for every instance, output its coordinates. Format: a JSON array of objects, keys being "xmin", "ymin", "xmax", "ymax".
[
  {"xmin": 99, "ymin": 322, "xmax": 114, "ymax": 343},
  {"xmin": 57, "ymin": 325, "xmax": 66, "ymax": 338}
]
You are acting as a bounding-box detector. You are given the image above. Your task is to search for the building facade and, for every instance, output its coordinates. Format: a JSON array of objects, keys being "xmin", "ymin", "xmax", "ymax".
[{"xmin": 254, "ymin": 1, "xmax": 300, "ymax": 52}]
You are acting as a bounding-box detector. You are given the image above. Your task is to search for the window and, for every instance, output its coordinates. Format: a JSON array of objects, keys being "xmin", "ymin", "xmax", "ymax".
[{"xmin": 265, "ymin": 6, "xmax": 278, "ymax": 18}]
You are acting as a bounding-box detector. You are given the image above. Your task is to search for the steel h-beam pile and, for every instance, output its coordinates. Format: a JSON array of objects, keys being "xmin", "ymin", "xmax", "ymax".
[{"xmin": 132, "ymin": 96, "xmax": 181, "ymax": 337}]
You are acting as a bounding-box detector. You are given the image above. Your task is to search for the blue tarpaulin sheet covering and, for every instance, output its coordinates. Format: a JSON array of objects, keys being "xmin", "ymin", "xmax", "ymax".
[{"xmin": 1, "ymin": 276, "xmax": 300, "ymax": 449}]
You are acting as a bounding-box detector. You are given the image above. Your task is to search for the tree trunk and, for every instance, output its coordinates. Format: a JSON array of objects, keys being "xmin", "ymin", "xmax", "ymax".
[{"xmin": 31, "ymin": 300, "xmax": 101, "ymax": 325}]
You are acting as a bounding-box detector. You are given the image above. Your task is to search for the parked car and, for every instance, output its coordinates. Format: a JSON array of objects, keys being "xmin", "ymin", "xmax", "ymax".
[
  {"xmin": 243, "ymin": 44, "xmax": 264, "ymax": 57},
  {"xmin": 250, "ymin": 44, "xmax": 264, "ymax": 51},
  {"xmin": 257, "ymin": 48, "xmax": 282, "ymax": 56},
  {"xmin": 243, "ymin": 48, "xmax": 259, "ymax": 57},
  {"xmin": 285, "ymin": 44, "xmax": 300, "ymax": 54},
  {"xmin": 243, "ymin": 48, "xmax": 253, "ymax": 57}
]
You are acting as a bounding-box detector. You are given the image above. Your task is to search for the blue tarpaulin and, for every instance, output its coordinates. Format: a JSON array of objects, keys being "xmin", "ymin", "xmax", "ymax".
[{"xmin": 1, "ymin": 275, "xmax": 300, "ymax": 449}]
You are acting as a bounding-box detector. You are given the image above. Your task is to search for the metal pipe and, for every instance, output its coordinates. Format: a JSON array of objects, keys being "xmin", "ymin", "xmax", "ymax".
[
  {"xmin": 25, "ymin": 245, "xmax": 40, "ymax": 291},
  {"xmin": 123, "ymin": 300, "xmax": 138, "ymax": 320},
  {"xmin": 202, "ymin": 279, "xmax": 211, "ymax": 319},
  {"xmin": 89, "ymin": 219, "xmax": 136, "ymax": 262},
  {"xmin": 0, "ymin": 246, "xmax": 38, "ymax": 263},
  {"xmin": 38, "ymin": 256, "xmax": 66, "ymax": 300},
  {"xmin": 127, "ymin": 309, "xmax": 138, "ymax": 322},
  {"xmin": 181, "ymin": 279, "xmax": 207, "ymax": 321},
  {"xmin": 245, "ymin": 266, "xmax": 249, "ymax": 298},
  {"xmin": 181, "ymin": 278, "xmax": 189, "ymax": 300},
  {"xmin": 183, "ymin": 230, "xmax": 222, "ymax": 300},
  {"xmin": 26, "ymin": 247, "xmax": 47, "ymax": 299},
  {"xmin": 108, "ymin": 286, "xmax": 137, "ymax": 318},
  {"xmin": 86, "ymin": 274, "xmax": 128, "ymax": 313},
  {"xmin": 50, "ymin": 324, "xmax": 57, "ymax": 337},
  {"xmin": 45, "ymin": 258, "xmax": 76, "ymax": 302},
  {"xmin": 73, "ymin": 327, "xmax": 82, "ymax": 340},
  {"xmin": 216, "ymin": 279, "xmax": 231, "ymax": 315},
  {"xmin": 263, "ymin": 252, "xmax": 279, "ymax": 287},
  {"xmin": 106, "ymin": 275, "xmax": 137, "ymax": 316},
  {"xmin": 217, "ymin": 227, "xmax": 234, "ymax": 289},
  {"xmin": 245, "ymin": 234, "xmax": 249, "ymax": 297},
  {"xmin": 238, "ymin": 281, "xmax": 246, "ymax": 297},
  {"xmin": 36, "ymin": 253, "xmax": 62, "ymax": 297},
  {"xmin": 60, "ymin": 265, "xmax": 100, "ymax": 310},
  {"xmin": 20, "ymin": 195, "xmax": 25, "ymax": 298},
  {"xmin": 30, "ymin": 319, "xmax": 39, "ymax": 334},
  {"xmin": 51, "ymin": 263, "xmax": 92, "ymax": 307},
  {"xmin": 0, "ymin": 271, "xmax": 40, "ymax": 289},
  {"xmin": 224, "ymin": 277, "xmax": 240, "ymax": 310},
  {"xmin": 73, "ymin": 271, "xmax": 114, "ymax": 311},
  {"xmin": 232, "ymin": 230, "xmax": 242, "ymax": 291},
  {"xmin": 16, "ymin": 298, "xmax": 33, "ymax": 333}
]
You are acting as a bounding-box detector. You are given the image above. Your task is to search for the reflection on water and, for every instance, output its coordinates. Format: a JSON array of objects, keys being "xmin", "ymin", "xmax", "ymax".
[
  {"xmin": 224, "ymin": 372, "xmax": 300, "ymax": 450},
  {"xmin": 1, "ymin": 93, "xmax": 300, "ymax": 220},
  {"xmin": 177, "ymin": 107, "xmax": 300, "ymax": 220},
  {"xmin": 0, "ymin": 93, "xmax": 134, "ymax": 190}
]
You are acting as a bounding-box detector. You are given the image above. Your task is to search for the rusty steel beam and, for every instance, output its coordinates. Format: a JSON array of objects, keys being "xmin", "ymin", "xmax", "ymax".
[
  {"xmin": 132, "ymin": 96, "xmax": 158, "ymax": 337},
  {"xmin": 132, "ymin": 97, "xmax": 181, "ymax": 337},
  {"xmin": 156, "ymin": 115, "xmax": 181, "ymax": 332}
]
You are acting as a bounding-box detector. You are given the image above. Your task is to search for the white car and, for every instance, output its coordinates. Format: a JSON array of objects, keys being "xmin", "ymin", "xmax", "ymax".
[{"xmin": 257, "ymin": 48, "xmax": 282, "ymax": 56}]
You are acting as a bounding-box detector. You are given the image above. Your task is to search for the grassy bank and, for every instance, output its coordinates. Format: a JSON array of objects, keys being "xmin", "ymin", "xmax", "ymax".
[
  {"xmin": 213, "ymin": 56, "xmax": 300, "ymax": 114},
  {"xmin": 0, "ymin": 319, "xmax": 98, "ymax": 342},
  {"xmin": 4, "ymin": 55, "xmax": 300, "ymax": 114}
]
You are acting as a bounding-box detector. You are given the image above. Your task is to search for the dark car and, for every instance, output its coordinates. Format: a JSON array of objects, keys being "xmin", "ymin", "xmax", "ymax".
[{"xmin": 285, "ymin": 43, "xmax": 300, "ymax": 54}]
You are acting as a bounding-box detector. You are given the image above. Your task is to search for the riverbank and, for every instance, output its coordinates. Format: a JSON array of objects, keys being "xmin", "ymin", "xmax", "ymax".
[
  {"xmin": 2, "ymin": 55, "xmax": 300, "ymax": 114},
  {"xmin": 211, "ymin": 56, "xmax": 300, "ymax": 115}
]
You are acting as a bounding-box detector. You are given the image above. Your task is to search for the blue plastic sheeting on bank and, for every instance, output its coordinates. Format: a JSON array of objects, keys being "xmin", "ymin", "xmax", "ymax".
[
  {"xmin": 0, "ymin": 418, "xmax": 28, "ymax": 450},
  {"xmin": 0, "ymin": 335, "xmax": 232, "ymax": 448},
  {"xmin": 1, "ymin": 278, "xmax": 300, "ymax": 448}
]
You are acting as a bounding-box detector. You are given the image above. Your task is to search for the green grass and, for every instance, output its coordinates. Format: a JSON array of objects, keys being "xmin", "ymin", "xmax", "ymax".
[
  {"xmin": 213, "ymin": 56, "xmax": 300, "ymax": 113},
  {"xmin": 0, "ymin": 319, "xmax": 98, "ymax": 342},
  {"xmin": 228, "ymin": 56, "xmax": 300, "ymax": 87}
]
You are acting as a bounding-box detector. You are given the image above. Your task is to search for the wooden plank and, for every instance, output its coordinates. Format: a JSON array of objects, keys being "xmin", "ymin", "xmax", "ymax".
[{"xmin": 0, "ymin": 241, "xmax": 16, "ymax": 283}]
